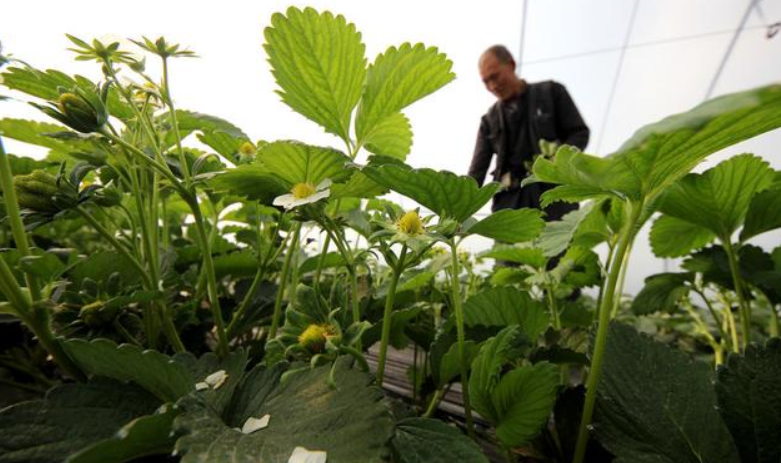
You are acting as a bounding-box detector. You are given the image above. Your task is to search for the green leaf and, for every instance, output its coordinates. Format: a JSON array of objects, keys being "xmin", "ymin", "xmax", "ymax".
[
  {"xmin": 67, "ymin": 251, "xmax": 143, "ymax": 290},
  {"xmin": 258, "ymin": 140, "xmax": 351, "ymax": 186},
  {"xmin": 480, "ymin": 245, "xmax": 547, "ymax": 269},
  {"xmin": 330, "ymin": 170, "xmax": 388, "ymax": 199},
  {"xmin": 18, "ymin": 252, "xmax": 66, "ymax": 283},
  {"xmin": 392, "ymin": 418, "xmax": 488, "ymax": 463},
  {"xmin": 213, "ymin": 250, "xmax": 257, "ymax": 279},
  {"xmin": 162, "ymin": 111, "xmax": 247, "ymax": 158},
  {"xmin": 174, "ymin": 359, "xmax": 394, "ymax": 463},
  {"xmin": 467, "ymin": 208, "xmax": 544, "ymax": 243},
  {"xmin": 63, "ymin": 338, "xmax": 193, "ymax": 403},
  {"xmin": 595, "ymin": 323, "xmax": 740, "ymax": 463},
  {"xmin": 299, "ymin": 252, "xmax": 346, "ymax": 274},
  {"xmin": 360, "ymin": 111, "xmax": 412, "ymax": 160},
  {"xmin": 741, "ymin": 187, "xmax": 781, "ymax": 242},
  {"xmin": 0, "ymin": 119, "xmax": 91, "ymax": 155},
  {"xmin": 715, "ymin": 338, "xmax": 781, "ymax": 463},
  {"xmin": 437, "ymin": 340, "xmax": 479, "ymax": 387},
  {"xmin": 469, "ymin": 325, "xmax": 526, "ymax": 423},
  {"xmin": 538, "ymin": 203, "xmax": 594, "ymax": 257},
  {"xmin": 66, "ymin": 404, "xmax": 179, "ymax": 463},
  {"xmin": 534, "ymin": 85, "xmax": 781, "ymax": 208},
  {"xmin": 208, "ymin": 165, "xmax": 289, "ymax": 203},
  {"xmin": 264, "ymin": 7, "xmax": 366, "ymax": 141},
  {"xmin": 650, "ymin": 215, "xmax": 716, "ymax": 258},
  {"xmin": 356, "ymin": 43, "xmax": 454, "ymax": 147},
  {"xmin": 463, "ymin": 287, "xmax": 549, "ymax": 340},
  {"xmin": 491, "ymin": 362, "xmax": 559, "ymax": 448},
  {"xmin": 658, "ymin": 154, "xmax": 775, "ymax": 240},
  {"xmin": 362, "ymin": 164, "xmax": 499, "ymax": 222},
  {"xmin": 631, "ymin": 272, "xmax": 693, "ymax": 315},
  {"xmin": 0, "ymin": 379, "xmax": 161, "ymax": 463}
]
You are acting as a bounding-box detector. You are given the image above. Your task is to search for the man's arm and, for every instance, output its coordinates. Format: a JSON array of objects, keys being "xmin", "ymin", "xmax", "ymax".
[
  {"xmin": 468, "ymin": 118, "xmax": 494, "ymax": 187},
  {"xmin": 552, "ymin": 82, "xmax": 589, "ymax": 151}
]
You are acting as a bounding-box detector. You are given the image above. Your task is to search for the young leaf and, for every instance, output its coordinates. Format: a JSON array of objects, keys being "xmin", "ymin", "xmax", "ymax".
[
  {"xmin": 392, "ymin": 418, "xmax": 488, "ymax": 463},
  {"xmin": 437, "ymin": 340, "xmax": 479, "ymax": 387},
  {"xmin": 650, "ymin": 215, "xmax": 715, "ymax": 258},
  {"xmin": 462, "ymin": 287, "xmax": 548, "ymax": 340},
  {"xmin": 491, "ymin": 362, "xmax": 559, "ymax": 448},
  {"xmin": 258, "ymin": 140, "xmax": 351, "ymax": 187},
  {"xmin": 264, "ymin": 7, "xmax": 366, "ymax": 142},
  {"xmin": 362, "ymin": 164, "xmax": 499, "ymax": 222},
  {"xmin": 356, "ymin": 43, "xmax": 454, "ymax": 148},
  {"xmin": 0, "ymin": 379, "xmax": 161, "ymax": 463},
  {"xmin": 466, "ymin": 208, "xmax": 544, "ymax": 243},
  {"xmin": 716, "ymin": 338, "xmax": 781, "ymax": 463},
  {"xmin": 537, "ymin": 203, "xmax": 594, "ymax": 257},
  {"xmin": 658, "ymin": 154, "xmax": 775, "ymax": 240},
  {"xmin": 594, "ymin": 323, "xmax": 740, "ymax": 463}
]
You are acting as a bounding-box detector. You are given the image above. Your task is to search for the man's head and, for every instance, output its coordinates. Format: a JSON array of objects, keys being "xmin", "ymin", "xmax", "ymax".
[{"xmin": 479, "ymin": 45, "xmax": 522, "ymax": 102}]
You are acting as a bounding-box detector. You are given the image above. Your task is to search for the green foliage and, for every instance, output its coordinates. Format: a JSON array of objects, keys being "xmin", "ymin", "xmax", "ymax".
[
  {"xmin": 208, "ymin": 165, "xmax": 288, "ymax": 203},
  {"xmin": 174, "ymin": 359, "xmax": 394, "ymax": 463},
  {"xmin": 741, "ymin": 186, "xmax": 781, "ymax": 242},
  {"xmin": 258, "ymin": 140, "xmax": 351, "ymax": 187},
  {"xmin": 716, "ymin": 338, "xmax": 781, "ymax": 463},
  {"xmin": 466, "ymin": 208, "xmax": 544, "ymax": 243},
  {"xmin": 462, "ymin": 287, "xmax": 549, "ymax": 340},
  {"xmin": 437, "ymin": 340, "xmax": 479, "ymax": 387},
  {"xmin": 0, "ymin": 379, "xmax": 161, "ymax": 463},
  {"xmin": 363, "ymin": 164, "xmax": 499, "ymax": 222},
  {"xmin": 649, "ymin": 215, "xmax": 716, "ymax": 258},
  {"xmin": 264, "ymin": 7, "xmax": 366, "ymax": 143},
  {"xmin": 392, "ymin": 418, "xmax": 488, "ymax": 463},
  {"xmin": 631, "ymin": 272, "xmax": 693, "ymax": 315},
  {"xmin": 538, "ymin": 203, "xmax": 594, "ymax": 257},
  {"xmin": 481, "ymin": 245, "xmax": 547, "ymax": 269},
  {"xmin": 595, "ymin": 323, "xmax": 740, "ymax": 463}
]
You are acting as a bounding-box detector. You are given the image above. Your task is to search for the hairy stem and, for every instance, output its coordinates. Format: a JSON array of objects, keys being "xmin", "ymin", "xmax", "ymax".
[
  {"xmin": 722, "ymin": 239, "xmax": 751, "ymax": 349},
  {"xmin": 376, "ymin": 245, "xmax": 408, "ymax": 385},
  {"xmin": 450, "ymin": 240, "xmax": 475, "ymax": 438},
  {"xmin": 269, "ymin": 222, "xmax": 301, "ymax": 340}
]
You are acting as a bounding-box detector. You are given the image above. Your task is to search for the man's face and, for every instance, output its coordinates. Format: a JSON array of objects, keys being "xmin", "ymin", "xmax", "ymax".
[{"xmin": 479, "ymin": 53, "xmax": 517, "ymax": 102}]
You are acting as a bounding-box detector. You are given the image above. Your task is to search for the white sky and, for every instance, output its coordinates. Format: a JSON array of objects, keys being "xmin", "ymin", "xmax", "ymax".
[{"xmin": 3, "ymin": 0, "xmax": 781, "ymax": 293}]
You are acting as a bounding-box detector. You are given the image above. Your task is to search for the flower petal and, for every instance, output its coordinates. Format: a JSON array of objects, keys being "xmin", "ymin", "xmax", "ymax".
[
  {"xmin": 288, "ymin": 446, "xmax": 327, "ymax": 463},
  {"xmin": 204, "ymin": 370, "xmax": 228, "ymax": 389},
  {"xmin": 241, "ymin": 414, "xmax": 270, "ymax": 434}
]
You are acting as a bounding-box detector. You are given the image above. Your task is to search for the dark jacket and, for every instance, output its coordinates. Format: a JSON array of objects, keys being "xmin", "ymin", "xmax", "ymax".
[{"xmin": 468, "ymin": 80, "xmax": 589, "ymax": 218}]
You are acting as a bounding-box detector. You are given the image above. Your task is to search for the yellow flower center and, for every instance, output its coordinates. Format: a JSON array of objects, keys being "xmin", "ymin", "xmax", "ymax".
[
  {"xmin": 238, "ymin": 141, "xmax": 256, "ymax": 157},
  {"xmin": 397, "ymin": 210, "xmax": 424, "ymax": 235},
  {"xmin": 298, "ymin": 324, "xmax": 333, "ymax": 353},
  {"xmin": 291, "ymin": 182, "xmax": 317, "ymax": 199}
]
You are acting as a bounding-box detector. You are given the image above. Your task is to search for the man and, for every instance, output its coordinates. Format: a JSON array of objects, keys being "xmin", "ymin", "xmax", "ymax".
[{"xmin": 469, "ymin": 45, "xmax": 589, "ymax": 221}]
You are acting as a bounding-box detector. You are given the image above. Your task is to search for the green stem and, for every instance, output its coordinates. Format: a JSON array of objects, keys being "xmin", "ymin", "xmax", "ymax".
[
  {"xmin": 423, "ymin": 387, "xmax": 447, "ymax": 418},
  {"xmin": 449, "ymin": 240, "xmax": 475, "ymax": 439},
  {"xmin": 572, "ymin": 201, "xmax": 641, "ymax": 463},
  {"xmin": 717, "ymin": 290, "xmax": 741, "ymax": 353},
  {"xmin": 546, "ymin": 280, "xmax": 561, "ymax": 331},
  {"xmin": 226, "ymin": 264, "xmax": 267, "ymax": 339},
  {"xmin": 322, "ymin": 221, "xmax": 359, "ymax": 322},
  {"xmin": 692, "ymin": 286, "xmax": 728, "ymax": 344},
  {"xmin": 681, "ymin": 298, "xmax": 722, "ymax": 365},
  {"xmin": 722, "ymin": 239, "xmax": 751, "ymax": 349},
  {"xmin": 376, "ymin": 245, "xmax": 408, "ymax": 385},
  {"xmin": 610, "ymin": 241, "xmax": 633, "ymax": 318},
  {"xmin": 269, "ymin": 222, "xmax": 301, "ymax": 340},
  {"xmin": 0, "ymin": 136, "xmax": 41, "ymax": 301},
  {"xmin": 314, "ymin": 234, "xmax": 332, "ymax": 292},
  {"xmin": 161, "ymin": 58, "xmax": 192, "ymax": 185}
]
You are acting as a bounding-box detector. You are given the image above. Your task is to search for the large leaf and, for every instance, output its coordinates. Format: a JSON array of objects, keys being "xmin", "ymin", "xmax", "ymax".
[
  {"xmin": 66, "ymin": 404, "xmax": 179, "ymax": 463},
  {"xmin": 0, "ymin": 119, "xmax": 92, "ymax": 155},
  {"xmin": 264, "ymin": 7, "xmax": 366, "ymax": 141},
  {"xmin": 741, "ymin": 186, "xmax": 781, "ymax": 242},
  {"xmin": 362, "ymin": 164, "xmax": 499, "ymax": 222},
  {"xmin": 174, "ymin": 359, "xmax": 394, "ymax": 463},
  {"xmin": 391, "ymin": 418, "xmax": 488, "ymax": 463},
  {"xmin": 649, "ymin": 215, "xmax": 715, "ymax": 258},
  {"xmin": 658, "ymin": 154, "xmax": 775, "ymax": 240},
  {"xmin": 360, "ymin": 111, "xmax": 412, "ymax": 160},
  {"xmin": 537, "ymin": 203, "xmax": 594, "ymax": 257},
  {"xmin": 462, "ymin": 287, "xmax": 549, "ymax": 340},
  {"xmin": 468, "ymin": 325, "xmax": 526, "ymax": 423},
  {"xmin": 491, "ymin": 362, "xmax": 559, "ymax": 448},
  {"xmin": 534, "ymin": 85, "xmax": 781, "ymax": 208},
  {"xmin": 162, "ymin": 111, "xmax": 247, "ymax": 157},
  {"xmin": 63, "ymin": 338, "xmax": 193, "ymax": 403},
  {"xmin": 480, "ymin": 245, "xmax": 547, "ymax": 269},
  {"xmin": 437, "ymin": 340, "xmax": 479, "ymax": 387},
  {"xmin": 258, "ymin": 140, "xmax": 351, "ymax": 186},
  {"xmin": 330, "ymin": 170, "xmax": 388, "ymax": 199},
  {"xmin": 715, "ymin": 338, "xmax": 781, "ymax": 463},
  {"xmin": 594, "ymin": 323, "xmax": 740, "ymax": 463},
  {"xmin": 0, "ymin": 379, "xmax": 161, "ymax": 463},
  {"xmin": 208, "ymin": 165, "xmax": 288, "ymax": 203},
  {"xmin": 467, "ymin": 208, "xmax": 544, "ymax": 243},
  {"xmin": 356, "ymin": 43, "xmax": 454, "ymax": 147},
  {"xmin": 631, "ymin": 272, "xmax": 693, "ymax": 315}
]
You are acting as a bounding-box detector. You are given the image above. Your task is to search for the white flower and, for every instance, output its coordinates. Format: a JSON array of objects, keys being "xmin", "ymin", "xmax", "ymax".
[
  {"xmin": 288, "ymin": 447, "xmax": 327, "ymax": 463},
  {"xmin": 203, "ymin": 370, "xmax": 228, "ymax": 390},
  {"xmin": 273, "ymin": 179, "xmax": 331, "ymax": 210},
  {"xmin": 241, "ymin": 414, "xmax": 270, "ymax": 434}
]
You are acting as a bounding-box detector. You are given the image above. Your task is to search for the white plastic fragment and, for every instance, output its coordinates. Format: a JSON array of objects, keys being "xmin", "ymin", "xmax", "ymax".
[
  {"xmin": 241, "ymin": 414, "xmax": 270, "ymax": 434},
  {"xmin": 195, "ymin": 382, "xmax": 209, "ymax": 391},
  {"xmin": 204, "ymin": 370, "xmax": 228, "ymax": 389},
  {"xmin": 288, "ymin": 446, "xmax": 327, "ymax": 463}
]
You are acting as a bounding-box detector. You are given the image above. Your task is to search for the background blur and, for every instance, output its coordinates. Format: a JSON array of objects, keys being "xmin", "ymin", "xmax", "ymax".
[{"xmin": 3, "ymin": 0, "xmax": 781, "ymax": 293}]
